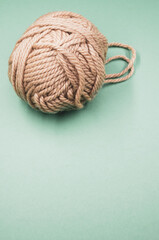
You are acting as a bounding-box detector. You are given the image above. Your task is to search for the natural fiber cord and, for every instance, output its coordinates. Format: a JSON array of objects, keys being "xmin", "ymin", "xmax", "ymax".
[
  {"xmin": 104, "ymin": 42, "xmax": 136, "ymax": 83},
  {"xmin": 8, "ymin": 11, "xmax": 136, "ymax": 113}
]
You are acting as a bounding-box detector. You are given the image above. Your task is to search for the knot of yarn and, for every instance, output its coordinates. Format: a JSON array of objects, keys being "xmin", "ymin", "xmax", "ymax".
[{"xmin": 8, "ymin": 11, "xmax": 108, "ymax": 113}]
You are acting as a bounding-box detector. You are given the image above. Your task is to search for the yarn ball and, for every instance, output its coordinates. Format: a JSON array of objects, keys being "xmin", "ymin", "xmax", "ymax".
[{"xmin": 8, "ymin": 11, "xmax": 108, "ymax": 113}]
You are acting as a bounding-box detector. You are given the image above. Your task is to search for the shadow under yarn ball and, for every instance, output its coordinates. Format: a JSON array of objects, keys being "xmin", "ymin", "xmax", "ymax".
[{"xmin": 8, "ymin": 11, "xmax": 108, "ymax": 113}]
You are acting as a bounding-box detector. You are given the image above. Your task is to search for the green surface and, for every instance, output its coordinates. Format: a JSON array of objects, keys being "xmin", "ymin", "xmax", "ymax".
[{"xmin": 0, "ymin": 0, "xmax": 159, "ymax": 239}]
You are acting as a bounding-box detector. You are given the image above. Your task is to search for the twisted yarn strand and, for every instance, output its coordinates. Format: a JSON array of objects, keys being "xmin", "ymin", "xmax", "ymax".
[{"xmin": 104, "ymin": 42, "xmax": 136, "ymax": 83}]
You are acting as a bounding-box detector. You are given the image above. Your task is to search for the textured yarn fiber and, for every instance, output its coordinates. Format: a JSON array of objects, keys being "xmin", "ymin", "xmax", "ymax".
[{"xmin": 8, "ymin": 11, "xmax": 136, "ymax": 113}]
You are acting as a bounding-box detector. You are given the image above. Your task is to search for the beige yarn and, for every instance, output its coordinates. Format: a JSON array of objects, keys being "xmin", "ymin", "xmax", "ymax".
[{"xmin": 8, "ymin": 11, "xmax": 136, "ymax": 113}]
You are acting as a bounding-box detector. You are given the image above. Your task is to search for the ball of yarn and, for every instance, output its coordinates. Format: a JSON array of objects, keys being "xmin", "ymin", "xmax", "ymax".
[{"xmin": 8, "ymin": 11, "xmax": 108, "ymax": 113}]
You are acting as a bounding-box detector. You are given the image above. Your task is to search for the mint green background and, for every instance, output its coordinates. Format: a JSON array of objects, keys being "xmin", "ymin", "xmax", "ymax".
[{"xmin": 0, "ymin": 0, "xmax": 159, "ymax": 239}]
